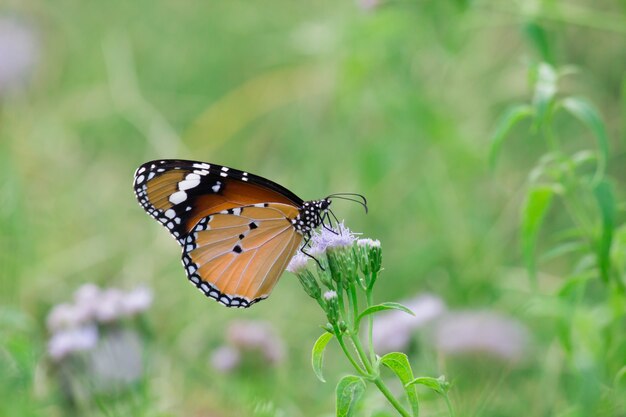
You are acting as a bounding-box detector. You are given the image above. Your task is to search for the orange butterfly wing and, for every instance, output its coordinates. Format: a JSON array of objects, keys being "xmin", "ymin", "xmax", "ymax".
[
  {"xmin": 182, "ymin": 203, "xmax": 303, "ymax": 307},
  {"xmin": 134, "ymin": 160, "xmax": 302, "ymax": 244}
]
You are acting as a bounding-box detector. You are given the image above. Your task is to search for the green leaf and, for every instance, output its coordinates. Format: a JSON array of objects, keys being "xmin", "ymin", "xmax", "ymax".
[
  {"xmin": 406, "ymin": 375, "xmax": 451, "ymax": 395},
  {"xmin": 561, "ymin": 96, "xmax": 609, "ymax": 180},
  {"xmin": 355, "ymin": 302, "xmax": 414, "ymax": 329},
  {"xmin": 488, "ymin": 104, "xmax": 534, "ymax": 169},
  {"xmin": 592, "ymin": 180, "xmax": 615, "ymax": 283},
  {"xmin": 531, "ymin": 62, "xmax": 558, "ymax": 129},
  {"xmin": 381, "ymin": 352, "xmax": 420, "ymax": 416},
  {"xmin": 523, "ymin": 22, "xmax": 553, "ymax": 64},
  {"xmin": 522, "ymin": 185, "xmax": 555, "ymax": 284},
  {"xmin": 312, "ymin": 332, "xmax": 334, "ymax": 382},
  {"xmin": 336, "ymin": 375, "xmax": 366, "ymax": 417}
]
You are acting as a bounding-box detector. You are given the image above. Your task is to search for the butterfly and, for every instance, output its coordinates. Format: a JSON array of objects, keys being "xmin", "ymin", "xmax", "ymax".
[{"xmin": 133, "ymin": 159, "xmax": 366, "ymax": 308}]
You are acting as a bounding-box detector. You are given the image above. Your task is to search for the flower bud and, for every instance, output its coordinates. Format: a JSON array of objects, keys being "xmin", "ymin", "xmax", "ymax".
[
  {"xmin": 296, "ymin": 270, "xmax": 321, "ymax": 300},
  {"xmin": 323, "ymin": 290, "xmax": 339, "ymax": 324},
  {"xmin": 356, "ymin": 239, "xmax": 382, "ymax": 289}
]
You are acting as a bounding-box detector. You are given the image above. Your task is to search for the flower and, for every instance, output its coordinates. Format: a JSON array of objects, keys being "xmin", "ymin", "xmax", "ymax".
[
  {"xmin": 310, "ymin": 222, "xmax": 358, "ymax": 255},
  {"xmin": 433, "ymin": 311, "xmax": 530, "ymax": 362},
  {"xmin": 0, "ymin": 17, "xmax": 38, "ymax": 95},
  {"xmin": 210, "ymin": 345, "xmax": 241, "ymax": 373},
  {"xmin": 87, "ymin": 328, "xmax": 144, "ymax": 390},
  {"xmin": 93, "ymin": 288, "xmax": 126, "ymax": 322},
  {"xmin": 286, "ymin": 252, "xmax": 309, "ymax": 274},
  {"xmin": 120, "ymin": 286, "xmax": 153, "ymax": 316},
  {"xmin": 226, "ymin": 320, "xmax": 286, "ymax": 365},
  {"xmin": 48, "ymin": 325, "xmax": 99, "ymax": 361},
  {"xmin": 356, "ymin": 238, "xmax": 380, "ymax": 248},
  {"xmin": 323, "ymin": 290, "xmax": 337, "ymax": 300},
  {"xmin": 46, "ymin": 302, "xmax": 92, "ymax": 333},
  {"xmin": 373, "ymin": 294, "xmax": 446, "ymax": 353}
]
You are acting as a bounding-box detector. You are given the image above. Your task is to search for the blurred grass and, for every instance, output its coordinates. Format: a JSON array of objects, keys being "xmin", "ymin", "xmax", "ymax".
[{"xmin": 1, "ymin": 0, "xmax": 625, "ymax": 416}]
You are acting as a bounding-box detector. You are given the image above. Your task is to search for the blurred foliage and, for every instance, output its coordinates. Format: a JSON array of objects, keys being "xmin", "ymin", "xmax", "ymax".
[{"xmin": 1, "ymin": 0, "xmax": 626, "ymax": 416}]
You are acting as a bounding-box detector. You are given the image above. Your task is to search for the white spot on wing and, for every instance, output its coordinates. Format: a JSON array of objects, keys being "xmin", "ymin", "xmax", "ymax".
[
  {"xmin": 178, "ymin": 178, "xmax": 200, "ymax": 191},
  {"xmin": 169, "ymin": 190, "xmax": 187, "ymax": 204},
  {"xmin": 136, "ymin": 175, "xmax": 145, "ymax": 184},
  {"xmin": 165, "ymin": 209, "xmax": 176, "ymax": 219}
]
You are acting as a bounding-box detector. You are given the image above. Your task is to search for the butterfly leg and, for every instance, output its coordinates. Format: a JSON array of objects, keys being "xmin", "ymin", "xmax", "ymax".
[
  {"xmin": 300, "ymin": 233, "xmax": 325, "ymax": 270},
  {"xmin": 321, "ymin": 211, "xmax": 339, "ymax": 235}
]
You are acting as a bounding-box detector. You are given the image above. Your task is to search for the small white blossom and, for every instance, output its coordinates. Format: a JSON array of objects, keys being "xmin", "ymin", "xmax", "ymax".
[
  {"xmin": 48, "ymin": 325, "xmax": 98, "ymax": 361},
  {"xmin": 310, "ymin": 222, "xmax": 358, "ymax": 255},
  {"xmin": 357, "ymin": 238, "xmax": 380, "ymax": 248},
  {"xmin": 323, "ymin": 290, "xmax": 338, "ymax": 300},
  {"xmin": 286, "ymin": 252, "xmax": 309, "ymax": 274}
]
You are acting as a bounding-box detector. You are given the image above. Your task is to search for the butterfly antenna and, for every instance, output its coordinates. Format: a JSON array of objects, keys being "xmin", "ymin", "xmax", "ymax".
[{"xmin": 327, "ymin": 193, "xmax": 368, "ymax": 214}]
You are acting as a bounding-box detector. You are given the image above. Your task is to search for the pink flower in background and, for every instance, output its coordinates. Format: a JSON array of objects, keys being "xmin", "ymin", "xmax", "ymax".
[
  {"xmin": 227, "ymin": 320, "xmax": 286, "ymax": 364},
  {"xmin": 210, "ymin": 345, "xmax": 241, "ymax": 373},
  {"xmin": 433, "ymin": 311, "xmax": 530, "ymax": 362},
  {"xmin": 373, "ymin": 294, "xmax": 446, "ymax": 353},
  {"xmin": 48, "ymin": 325, "xmax": 98, "ymax": 360},
  {"xmin": 120, "ymin": 286, "xmax": 153, "ymax": 316},
  {"xmin": 210, "ymin": 320, "xmax": 286, "ymax": 373},
  {"xmin": 356, "ymin": 0, "xmax": 380, "ymax": 11},
  {"xmin": 46, "ymin": 302, "xmax": 92, "ymax": 332},
  {"xmin": 0, "ymin": 17, "xmax": 38, "ymax": 94},
  {"xmin": 46, "ymin": 284, "xmax": 153, "ymax": 363}
]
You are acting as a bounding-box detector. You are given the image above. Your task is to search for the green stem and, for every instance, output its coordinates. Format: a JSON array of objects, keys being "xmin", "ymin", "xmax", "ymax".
[
  {"xmin": 373, "ymin": 377, "xmax": 413, "ymax": 417},
  {"xmin": 348, "ymin": 285, "xmax": 359, "ymax": 328},
  {"xmin": 443, "ymin": 394, "xmax": 455, "ymax": 417},
  {"xmin": 336, "ymin": 333, "xmax": 367, "ymax": 377},
  {"xmin": 349, "ymin": 333, "xmax": 412, "ymax": 417},
  {"xmin": 366, "ymin": 289, "xmax": 376, "ymax": 363}
]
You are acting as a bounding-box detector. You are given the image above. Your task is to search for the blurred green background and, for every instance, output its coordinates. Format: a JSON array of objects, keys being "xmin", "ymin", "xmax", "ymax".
[{"xmin": 1, "ymin": 0, "xmax": 625, "ymax": 416}]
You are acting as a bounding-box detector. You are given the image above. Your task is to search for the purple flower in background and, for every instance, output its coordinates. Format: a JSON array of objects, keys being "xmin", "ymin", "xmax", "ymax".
[
  {"xmin": 210, "ymin": 345, "xmax": 241, "ymax": 373},
  {"xmin": 433, "ymin": 311, "xmax": 530, "ymax": 362},
  {"xmin": 373, "ymin": 294, "xmax": 446, "ymax": 353},
  {"xmin": 46, "ymin": 302, "xmax": 92, "ymax": 333},
  {"xmin": 227, "ymin": 320, "xmax": 286, "ymax": 364},
  {"xmin": 46, "ymin": 284, "xmax": 153, "ymax": 363},
  {"xmin": 87, "ymin": 328, "xmax": 144, "ymax": 390},
  {"xmin": 120, "ymin": 286, "xmax": 153, "ymax": 316},
  {"xmin": 0, "ymin": 17, "xmax": 38, "ymax": 95},
  {"xmin": 208, "ymin": 320, "xmax": 286, "ymax": 373},
  {"xmin": 93, "ymin": 288, "xmax": 126, "ymax": 323},
  {"xmin": 48, "ymin": 325, "xmax": 98, "ymax": 360},
  {"xmin": 356, "ymin": 0, "xmax": 380, "ymax": 11}
]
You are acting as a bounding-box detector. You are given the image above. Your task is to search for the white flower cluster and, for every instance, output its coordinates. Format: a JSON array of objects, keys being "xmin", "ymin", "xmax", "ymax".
[
  {"xmin": 47, "ymin": 284, "xmax": 153, "ymax": 361},
  {"xmin": 286, "ymin": 222, "xmax": 359, "ymax": 273}
]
